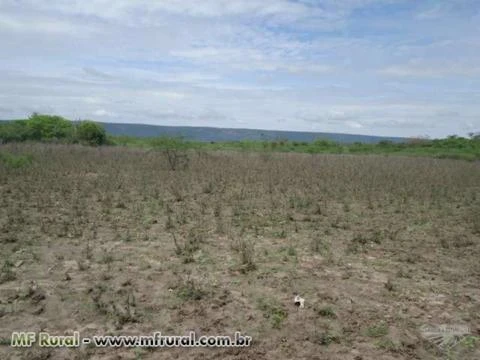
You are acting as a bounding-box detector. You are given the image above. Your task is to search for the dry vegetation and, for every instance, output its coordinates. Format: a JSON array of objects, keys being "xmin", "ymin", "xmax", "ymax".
[{"xmin": 1, "ymin": 143, "xmax": 479, "ymax": 360}]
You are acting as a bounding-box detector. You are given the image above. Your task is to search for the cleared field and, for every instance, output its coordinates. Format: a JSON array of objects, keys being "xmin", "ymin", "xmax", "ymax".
[{"xmin": 1, "ymin": 143, "xmax": 479, "ymax": 360}]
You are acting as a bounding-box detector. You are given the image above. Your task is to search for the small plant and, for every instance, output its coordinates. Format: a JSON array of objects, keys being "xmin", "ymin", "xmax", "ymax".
[
  {"xmin": 165, "ymin": 149, "xmax": 189, "ymax": 171},
  {"xmin": 371, "ymin": 230, "xmax": 383, "ymax": 244},
  {"xmin": 460, "ymin": 335, "xmax": 479, "ymax": 349},
  {"xmin": 257, "ymin": 297, "xmax": 288, "ymax": 329},
  {"xmin": 123, "ymin": 231, "xmax": 133, "ymax": 242},
  {"xmin": 203, "ymin": 181, "xmax": 214, "ymax": 194},
  {"xmin": 352, "ymin": 234, "xmax": 368, "ymax": 245},
  {"xmin": 287, "ymin": 245, "xmax": 297, "ymax": 257},
  {"xmin": 171, "ymin": 232, "xmax": 199, "ymax": 263},
  {"xmin": 170, "ymin": 184, "xmax": 185, "ymax": 202},
  {"xmin": 215, "ymin": 218, "xmax": 225, "ymax": 235},
  {"xmin": 0, "ymin": 152, "xmax": 33, "ymax": 169},
  {"xmin": 345, "ymin": 242, "xmax": 360, "ymax": 254},
  {"xmin": 469, "ymin": 205, "xmax": 480, "ymax": 234},
  {"xmin": 100, "ymin": 251, "xmax": 114, "ymax": 264},
  {"xmin": 114, "ymin": 291, "xmax": 138, "ymax": 326},
  {"xmin": 384, "ymin": 279, "xmax": 395, "ymax": 292},
  {"xmin": 0, "ymin": 260, "xmax": 16, "ymax": 284},
  {"xmin": 213, "ymin": 203, "xmax": 221, "ymax": 217},
  {"xmin": 365, "ymin": 322, "xmax": 389, "ymax": 338},
  {"xmin": 316, "ymin": 305, "xmax": 337, "ymax": 318},
  {"xmin": 318, "ymin": 331, "xmax": 341, "ymax": 346},
  {"xmin": 376, "ymin": 337, "xmax": 398, "ymax": 351},
  {"xmin": 312, "ymin": 202, "xmax": 324, "ymax": 215},
  {"xmin": 440, "ymin": 236, "xmax": 450, "ymax": 249},
  {"xmin": 177, "ymin": 276, "xmax": 207, "ymax": 301},
  {"xmin": 89, "ymin": 283, "xmax": 109, "ymax": 315},
  {"xmin": 396, "ymin": 268, "xmax": 412, "ymax": 278},
  {"xmin": 346, "ymin": 233, "xmax": 371, "ymax": 254},
  {"xmin": 78, "ymin": 260, "xmax": 90, "ymax": 271},
  {"xmin": 84, "ymin": 236, "xmax": 93, "ymax": 260},
  {"xmin": 116, "ymin": 201, "xmax": 127, "ymax": 209},
  {"xmin": 232, "ymin": 237, "xmax": 256, "ymax": 272},
  {"xmin": 165, "ymin": 215, "xmax": 175, "ymax": 230},
  {"xmin": 311, "ymin": 236, "xmax": 330, "ymax": 255}
]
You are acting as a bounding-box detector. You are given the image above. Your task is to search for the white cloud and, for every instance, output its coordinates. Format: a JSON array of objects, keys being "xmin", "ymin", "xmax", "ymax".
[
  {"xmin": 150, "ymin": 91, "xmax": 186, "ymax": 100},
  {"xmin": 0, "ymin": 0, "xmax": 479, "ymax": 137},
  {"xmin": 0, "ymin": 0, "xmax": 329, "ymax": 25},
  {"xmin": 416, "ymin": 4, "xmax": 447, "ymax": 20},
  {"xmin": 346, "ymin": 121, "xmax": 363, "ymax": 129},
  {"xmin": 92, "ymin": 109, "xmax": 116, "ymax": 117},
  {"xmin": 416, "ymin": 1, "xmax": 480, "ymax": 20},
  {"xmin": 171, "ymin": 47, "xmax": 331, "ymax": 73},
  {"xmin": 0, "ymin": 13, "xmax": 97, "ymax": 35},
  {"xmin": 380, "ymin": 63, "xmax": 480, "ymax": 78}
]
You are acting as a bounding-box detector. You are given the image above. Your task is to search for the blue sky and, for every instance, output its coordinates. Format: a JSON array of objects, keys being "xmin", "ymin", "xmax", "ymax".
[{"xmin": 0, "ymin": 0, "xmax": 479, "ymax": 138}]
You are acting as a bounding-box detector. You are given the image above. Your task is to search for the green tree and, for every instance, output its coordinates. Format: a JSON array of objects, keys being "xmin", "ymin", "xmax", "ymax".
[
  {"xmin": 75, "ymin": 120, "xmax": 107, "ymax": 146},
  {"xmin": 0, "ymin": 121, "xmax": 33, "ymax": 143},
  {"xmin": 26, "ymin": 113, "xmax": 73, "ymax": 140}
]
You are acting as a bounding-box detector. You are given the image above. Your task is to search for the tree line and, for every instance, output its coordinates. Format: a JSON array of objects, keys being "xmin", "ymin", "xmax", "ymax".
[{"xmin": 0, "ymin": 113, "xmax": 107, "ymax": 146}]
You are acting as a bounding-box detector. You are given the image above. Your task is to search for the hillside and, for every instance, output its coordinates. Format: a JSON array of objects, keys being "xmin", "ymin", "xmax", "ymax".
[{"xmin": 99, "ymin": 122, "xmax": 405, "ymax": 144}]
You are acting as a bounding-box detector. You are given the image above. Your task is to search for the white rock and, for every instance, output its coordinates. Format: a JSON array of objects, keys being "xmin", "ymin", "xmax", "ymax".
[{"xmin": 294, "ymin": 295, "xmax": 305, "ymax": 308}]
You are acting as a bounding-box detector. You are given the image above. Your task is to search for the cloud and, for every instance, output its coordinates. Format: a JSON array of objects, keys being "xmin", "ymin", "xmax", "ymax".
[
  {"xmin": 0, "ymin": 0, "xmax": 353, "ymax": 26},
  {"xmin": 0, "ymin": 106, "xmax": 13, "ymax": 113},
  {"xmin": 150, "ymin": 91, "xmax": 186, "ymax": 100},
  {"xmin": 171, "ymin": 47, "xmax": 332, "ymax": 74},
  {"xmin": 0, "ymin": 13, "xmax": 97, "ymax": 36},
  {"xmin": 346, "ymin": 121, "xmax": 363, "ymax": 129},
  {"xmin": 92, "ymin": 109, "xmax": 116, "ymax": 117},
  {"xmin": 380, "ymin": 64, "xmax": 480, "ymax": 78},
  {"xmin": 416, "ymin": 0, "xmax": 480, "ymax": 20},
  {"xmin": 416, "ymin": 4, "xmax": 448, "ymax": 20},
  {"xmin": 83, "ymin": 68, "xmax": 114, "ymax": 81},
  {"xmin": 0, "ymin": 0, "xmax": 479, "ymax": 137},
  {"xmin": 148, "ymin": 0, "xmax": 312, "ymax": 19}
]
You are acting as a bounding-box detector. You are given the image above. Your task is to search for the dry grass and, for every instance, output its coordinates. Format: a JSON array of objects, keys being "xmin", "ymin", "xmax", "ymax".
[{"xmin": 0, "ymin": 143, "xmax": 479, "ymax": 359}]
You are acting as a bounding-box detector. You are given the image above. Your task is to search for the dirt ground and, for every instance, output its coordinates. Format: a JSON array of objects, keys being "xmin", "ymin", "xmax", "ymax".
[{"xmin": 1, "ymin": 143, "xmax": 479, "ymax": 360}]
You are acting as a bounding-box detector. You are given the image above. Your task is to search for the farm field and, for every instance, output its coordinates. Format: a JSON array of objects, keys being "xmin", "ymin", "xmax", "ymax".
[{"xmin": 0, "ymin": 143, "xmax": 479, "ymax": 360}]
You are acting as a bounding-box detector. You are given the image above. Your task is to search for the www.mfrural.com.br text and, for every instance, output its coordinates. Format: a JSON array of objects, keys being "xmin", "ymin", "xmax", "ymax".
[{"xmin": 9, "ymin": 331, "xmax": 252, "ymax": 348}]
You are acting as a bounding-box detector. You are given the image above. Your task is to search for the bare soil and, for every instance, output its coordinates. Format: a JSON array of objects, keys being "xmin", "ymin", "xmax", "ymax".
[{"xmin": 1, "ymin": 143, "xmax": 479, "ymax": 360}]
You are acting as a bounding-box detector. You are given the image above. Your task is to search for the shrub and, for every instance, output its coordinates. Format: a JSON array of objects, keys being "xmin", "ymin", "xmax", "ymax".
[
  {"xmin": 27, "ymin": 113, "xmax": 73, "ymax": 140},
  {"xmin": 316, "ymin": 305, "xmax": 337, "ymax": 318},
  {"xmin": 257, "ymin": 297, "xmax": 288, "ymax": 329},
  {"xmin": 232, "ymin": 237, "xmax": 256, "ymax": 272},
  {"xmin": 149, "ymin": 137, "xmax": 189, "ymax": 170},
  {"xmin": 0, "ymin": 121, "xmax": 34, "ymax": 143},
  {"xmin": 0, "ymin": 260, "xmax": 16, "ymax": 284},
  {"xmin": 177, "ymin": 277, "xmax": 207, "ymax": 301},
  {"xmin": 0, "ymin": 114, "xmax": 107, "ymax": 146},
  {"xmin": 76, "ymin": 120, "xmax": 107, "ymax": 146},
  {"xmin": 313, "ymin": 139, "xmax": 336, "ymax": 148},
  {"xmin": 469, "ymin": 205, "xmax": 480, "ymax": 234},
  {"xmin": 0, "ymin": 152, "xmax": 33, "ymax": 168},
  {"xmin": 365, "ymin": 322, "xmax": 389, "ymax": 338}
]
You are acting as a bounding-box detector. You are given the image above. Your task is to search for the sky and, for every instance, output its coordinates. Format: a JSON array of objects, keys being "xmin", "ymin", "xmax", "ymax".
[{"xmin": 0, "ymin": 0, "xmax": 479, "ymax": 138}]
